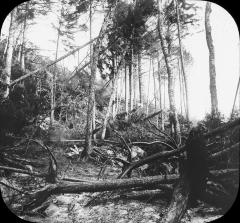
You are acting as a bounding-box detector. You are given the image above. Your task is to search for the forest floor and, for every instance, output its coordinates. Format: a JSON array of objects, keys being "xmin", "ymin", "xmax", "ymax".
[{"xmin": 1, "ymin": 143, "xmax": 223, "ymax": 223}]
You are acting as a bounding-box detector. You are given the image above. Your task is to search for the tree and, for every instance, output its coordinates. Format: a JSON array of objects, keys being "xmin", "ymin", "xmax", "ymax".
[
  {"xmin": 49, "ymin": 0, "xmax": 82, "ymax": 126},
  {"xmin": 82, "ymin": 1, "xmax": 117, "ymax": 160},
  {"xmin": 174, "ymin": 0, "xmax": 189, "ymax": 121},
  {"xmin": 205, "ymin": 2, "xmax": 218, "ymax": 116},
  {"xmin": 137, "ymin": 52, "xmax": 143, "ymax": 105},
  {"xmin": 157, "ymin": 0, "xmax": 180, "ymax": 142},
  {"xmin": 2, "ymin": 8, "xmax": 17, "ymax": 99},
  {"xmin": 16, "ymin": 0, "xmax": 52, "ymax": 70},
  {"xmin": 157, "ymin": 52, "xmax": 164, "ymax": 130}
]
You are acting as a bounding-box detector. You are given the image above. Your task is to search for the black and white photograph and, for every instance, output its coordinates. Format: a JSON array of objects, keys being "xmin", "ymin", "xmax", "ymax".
[{"xmin": 0, "ymin": 0, "xmax": 239, "ymax": 222}]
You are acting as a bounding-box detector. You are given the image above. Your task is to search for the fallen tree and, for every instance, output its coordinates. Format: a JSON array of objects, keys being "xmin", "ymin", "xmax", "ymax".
[
  {"xmin": 1, "ymin": 117, "xmax": 239, "ymax": 221},
  {"xmin": 19, "ymin": 168, "xmax": 237, "ymax": 211}
]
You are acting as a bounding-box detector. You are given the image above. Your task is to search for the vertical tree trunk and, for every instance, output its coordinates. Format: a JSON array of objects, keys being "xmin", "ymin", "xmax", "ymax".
[
  {"xmin": 138, "ymin": 52, "xmax": 143, "ymax": 106},
  {"xmin": 205, "ymin": 2, "xmax": 218, "ymax": 115},
  {"xmin": 20, "ymin": 2, "xmax": 29, "ymax": 71},
  {"xmin": 2, "ymin": 8, "xmax": 17, "ymax": 98},
  {"xmin": 83, "ymin": 3, "xmax": 115, "ymax": 159},
  {"xmin": 112, "ymin": 55, "xmax": 117, "ymax": 117},
  {"xmin": 117, "ymin": 71, "xmax": 124, "ymax": 113},
  {"xmin": 152, "ymin": 58, "xmax": 158, "ymax": 126},
  {"xmin": 102, "ymin": 55, "xmax": 124, "ymax": 139},
  {"xmin": 114, "ymin": 76, "xmax": 118, "ymax": 117},
  {"xmin": 129, "ymin": 51, "xmax": 133, "ymax": 111},
  {"xmin": 50, "ymin": 23, "xmax": 61, "ymax": 127},
  {"xmin": 125, "ymin": 62, "xmax": 129, "ymax": 116},
  {"xmin": 146, "ymin": 57, "xmax": 152, "ymax": 115},
  {"xmin": 175, "ymin": 0, "xmax": 189, "ymax": 121},
  {"xmin": 101, "ymin": 77, "xmax": 116, "ymax": 140},
  {"xmin": 157, "ymin": 53, "xmax": 164, "ymax": 130},
  {"xmin": 133, "ymin": 55, "xmax": 137, "ymax": 107},
  {"xmin": 157, "ymin": 0, "xmax": 180, "ymax": 142},
  {"xmin": 178, "ymin": 59, "xmax": 183, "ymax": 116}
]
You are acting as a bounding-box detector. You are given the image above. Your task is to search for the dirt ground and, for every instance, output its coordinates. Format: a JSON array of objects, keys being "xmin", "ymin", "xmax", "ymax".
[{"xmin": 1, "ymin": 144, "xmax": 223, "ymax": 223}]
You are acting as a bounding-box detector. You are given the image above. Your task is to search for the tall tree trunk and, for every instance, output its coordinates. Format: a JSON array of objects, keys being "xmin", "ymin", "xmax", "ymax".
[
  {"xmin": 157, "ymin": 53, "xmax": 164, "ymax": 130},
  {"xmin": 205, "ymin": 2, "xmax": 218, "ymax": 115},
  {"xmin": 157, "ymin": 0, "xmax": 180, "ymax": 142},
  {"xmin": 50, "ymin": 23, "xmax": 61, "ymax": 127},
  {"xmin": 2, "ymin": 8, "xmax": 17, "ymax": 98},
  {"xmin": 102, "ymin": 54, "xmax": 125, "ymax": 139},
  {"xmin": 146, "ymin": 57, "xmax": 152, "ymax": 115},
  {"xmin": 114, "ymin": 77, "xmax": 118, "ymax": 117},
  {"xmin": 112, "ymin": 56, "xmax": 117, "ymax": 117},
  {"xmin": 133, "ymin": 55, "xmax": 137, "ymax": 107},
  {"xmin": 178, "ymin": 59, "xmax": 183, "ymax": 116},
  {"xmin": 17, "ymin": 29, "xmax": 23, "ymax": 62},
  {"xmin": 175, "ymin": 0, "xmax": 189, "ymax": 121},
  {"xmin": 20, "ymin": 2, "xmax": 29, "ymax": 71},
  {"xmin": 152, "ymin": 58, "xmax": 158, "ymax": 125},
  {"xmin": 129, "ymin": 50, "xmax": 133, "ymax": 111},
  {"xmin": 116, "ymin": 71, "xmax": 122, "ymax": 113},
  {"xmin": 125, "ymin": 62, "xmax": 129, "ymax": 115},
  {"xmin": 83, "ymin": 3, "xmax": 116, "ymax": 159},
  {"xmin": 101, "ymin": 78, "xmax": 116, "ymax": 140},
  {"xmin": 138, "ymin": 52, "xmax": 143, "ymax": 106}
]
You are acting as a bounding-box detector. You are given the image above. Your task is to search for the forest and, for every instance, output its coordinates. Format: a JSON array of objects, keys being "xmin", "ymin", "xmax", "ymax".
[{"xmin": 0, "ymin": 0, "xmax": 239, "ymax": 222}]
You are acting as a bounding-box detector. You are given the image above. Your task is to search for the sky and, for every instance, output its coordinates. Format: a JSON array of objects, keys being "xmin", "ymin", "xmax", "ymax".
[{"xmin": 1, "ymin": 0, "xmax": 239, "ymax": 121}]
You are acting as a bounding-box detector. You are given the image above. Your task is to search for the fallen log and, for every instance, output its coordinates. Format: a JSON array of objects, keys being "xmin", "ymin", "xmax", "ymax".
[
  {"xmin": 160, "ymin": 176, "xmax": 190, "ymax": 223},
  {"xmin": 118, "ymin": 146, "xmax": 184, "ymax": 178},
  {"xmin": 209, "ymin": 169, "xmax": 239, "ymax": 179},
  {"xmin": 23, "ymin": 174, "xmax": 178, "ymax": 210},
  {"xmin": 204, "ymin": 118, "xmax": 240, "ymax": 138},
  {"xmin": 10, "ymin": 37, "xmax": 99, "ymax": 86},
  {"xmin": 118, "ymin": 119, "xmax": 240, "ymax": 178},
  {"xmin": 210, "ymin": 142, "xmax": 239, "ymax": 160},
  {"xmin": 200, "ymin": 188, "xmax": 236, "ymax": 212},
  {"xmin": 0, "ymin": 165, "xmax": 45, "ymax": 177},
  {"xmin": 21, "ymin": 168, "xmax": 235, "ymax": 211}
]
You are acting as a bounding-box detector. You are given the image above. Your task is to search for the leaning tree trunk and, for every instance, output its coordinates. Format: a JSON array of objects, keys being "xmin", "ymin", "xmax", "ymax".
[
  {"xmin": 205, "ymin": 2, "xmax": 218, "ymax": 116},
  {"xmin": 157, "ymin": 0, "xmax": 180, "ymax": 142},
  {"xmin": 83, "ymin": 3, "xmax": 116, "ymax": 159},
  {"xmin": 161, "ymin": 175, "xmax": 190, "ymax": 223},
  {"xmin": 2, "ymin": 8, "xmax": 17, "ymax": 98},
  {"xmin": 175, "ymin": 0, "xmax": 189, "ymax": 121}
]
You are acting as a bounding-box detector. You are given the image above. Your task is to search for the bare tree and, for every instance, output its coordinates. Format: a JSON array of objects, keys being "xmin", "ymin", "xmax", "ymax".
[
  {"xmin": 2, "ymin": 8, "xmax": 17, "ymax": 98},
  {"xmin": 146, "ymin": 57, "xmax": 152, "ymax": 115},
  {"xmin": 157, "ymin": 0, "xmax": 180, "ymax": 142},
  {"xmin": 138, "ymin": 52, "xmax": 143, "ymax": 106},
  {"xmin": 205, "ymin": 2, "xmax": 218, "ymax": 115},
  {"xmin": 175, "ymin": 0, "xmax": 189, "ymax": 121},
  {"xmin": 157, "ymin": 52, "xmax": 164, "ymax": 130},
  {"xmin": 82, "ymin": 2, "xmax": 116, "ymax": 159},
  {"xmin": 125, "ymin": 62, "xmax": 129, "ymax": 115}
]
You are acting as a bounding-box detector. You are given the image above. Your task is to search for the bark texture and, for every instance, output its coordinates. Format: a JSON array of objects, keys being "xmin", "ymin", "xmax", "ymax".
[
  {"xmin": 2, "ymin": 8, "xmax": 17, "ymax": 98},
  {"xmin": 205, "ymin": 2, "xmax": 218, "ymax": 115},
  {"xmin": 157, "ymin": 0, "xmax": 180, "ymax": 142}
]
